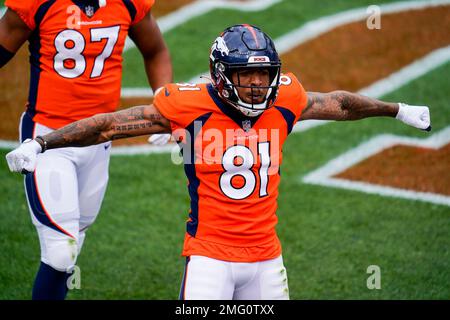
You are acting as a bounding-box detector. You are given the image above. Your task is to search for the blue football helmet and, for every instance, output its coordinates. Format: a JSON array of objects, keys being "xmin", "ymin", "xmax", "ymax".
[{"xmin": 209, "ymin": 24, "xmax": 282, "ymax": 117}]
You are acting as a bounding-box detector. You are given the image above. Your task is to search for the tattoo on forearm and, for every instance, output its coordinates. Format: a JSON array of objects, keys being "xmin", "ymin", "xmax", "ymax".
[
  {"xmin": 335, "ymin": 91, "xmax": 398, "ymax": 120},
  {"xmin": 304, "ymin": 92, "xmax": 343, "ymax": 120},
  {"xmin": 43, "ymin": 117, "xmax": 102, "ymax": 150},
  {"xmin": 304, "ymin": 91, "xmax": 398, "ymax": 121},
  {"xmin": 42, "ymin": 106, "xmax": 167, "ymax": 150}
]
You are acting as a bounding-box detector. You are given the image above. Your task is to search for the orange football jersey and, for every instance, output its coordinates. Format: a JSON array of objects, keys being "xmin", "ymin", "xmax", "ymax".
[
  {"xmin": 5, "ymin": 0, "xmax": 154, "ymax": 128},
  {"xmin": 154, "ymin": 73, "xmax": 308, "ymax": 262}
]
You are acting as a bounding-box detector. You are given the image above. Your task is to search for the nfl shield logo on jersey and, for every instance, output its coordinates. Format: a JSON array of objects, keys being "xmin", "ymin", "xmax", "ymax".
[
  {"xmin": 242, "ymin": 120, "xmax": 252, "ymax": 132},
  {"xmin": 85, "ymin": 5, "xmax": 95, "ymax": 18}
]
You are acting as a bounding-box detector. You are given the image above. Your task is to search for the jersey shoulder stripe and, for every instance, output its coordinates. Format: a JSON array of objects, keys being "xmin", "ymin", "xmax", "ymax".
[
  {"xmin": 154, "ymin": 83, "xmax": 215, "ymax": 130},
  {"xmin": 275, "ymin": 72, "xmax": 308, "ymax": 122}
]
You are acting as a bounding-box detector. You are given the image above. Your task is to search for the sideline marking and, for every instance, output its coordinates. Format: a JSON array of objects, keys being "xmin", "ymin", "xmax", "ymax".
[
  {"xmin": 1, "ymin": 48, "xmax": 448, "ymax": 154},
  {"xmin": 292, "ymin": 45, "xmax": 450, "ymax": 133},
  {"xmin": 185, "ymin": 0, "xmax": 450, "ymax": 86},
  {"xmin": 123, "ymin": 0, "xmax": 282, "ymax": 52},
  {"xmin": 2, "ymin": 2, "xmax": 449, "ymax": 153},
  {"xmin": 122, "ymin": 0, "xmax": 450, "ymax": 96},
  {"xmin": 302, "ymin": 127, "xmax": 450, "ymax": 206}
]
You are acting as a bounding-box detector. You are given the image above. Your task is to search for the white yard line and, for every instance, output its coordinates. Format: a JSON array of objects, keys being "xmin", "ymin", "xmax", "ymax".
[
  {"xmin": 123, "ymin": 0, "xmax": 282, "ymax": 52},
  {"xmin": 302, "ymin": 127, "xmax": 450, "ymax": 206},
  {"xmin": 183, "ymin": 0, "xmax": 450, "ymax": 87},
  {"xmin": 358, "ymin": 46, "xmax": 450, "ymax": 98},
  {"xmin": 0, "ymin": 140, "xmax": 19, "ymax": 149},
  {"xmin": 111, "ymin": 144, "xmax": 175, "ymax": 156},
  {"xmin": 2, "ymin": 45, "xmax": 449, "ymax": 152},
  {"xmin": 2, "ymin": 1, "xmax": 449, "ymax": 153},
  {"xmin": 121, "ymin": 0, "xmax": 281, "ymax": 97},
  {"xmin": 292, "ymin": 45, "xmax": 450, "ymax": 133},
  {"xmin": 275, "ymin": 0, "xmax": 450, "ymax": 54},
  {"xmin": 123, "ymin": 0, "xmax": 450, "ymax": 96}
]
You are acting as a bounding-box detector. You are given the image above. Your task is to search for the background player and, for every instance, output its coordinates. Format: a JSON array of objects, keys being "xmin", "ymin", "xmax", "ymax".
[
  {"xmin": 5, "ymin": 24, "xmax": 430, "ymax": 299},
  {"xmin": 0, "ymin": 0, "xmax": 172, "ymax": 299}
]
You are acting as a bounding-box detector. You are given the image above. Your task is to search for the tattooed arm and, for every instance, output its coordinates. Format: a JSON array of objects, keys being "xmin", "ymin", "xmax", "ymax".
[
  {"xmin": 299, "ymin": 91, "xmax": 399, "ymax": 121},
  {"xmin": 299, "ymin": 91, "xmax": 431, "ymax": 130},
  {"xmin": 6, "ymin": 104, "xmax": 171, "ymax": 172},
  {"xmin": 38, "ymin": 104, "xmax": 170, "ymax": 150}
]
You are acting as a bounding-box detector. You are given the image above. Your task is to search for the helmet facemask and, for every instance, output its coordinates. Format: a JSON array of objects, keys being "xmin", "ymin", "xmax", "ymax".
[
  {"xmin": 219, "ymin": 63, "xmax": 281, "ymax": 117},
  {"xmin": 209, "ymin": 25, "xmax": 282, "ymax": 118}
]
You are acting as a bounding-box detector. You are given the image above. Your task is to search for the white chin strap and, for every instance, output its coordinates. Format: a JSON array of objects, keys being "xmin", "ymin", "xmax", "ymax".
[
  {"xmin": 237, "ymin": 106, "xmax": 265, "ymax": 117},
  {"xmin": 233, "ymin": 88, "xmax": 271, "ymax": 117},
  {"xmin": 99, "ymin": 0, "xmax": 106, "ymax": 7}
]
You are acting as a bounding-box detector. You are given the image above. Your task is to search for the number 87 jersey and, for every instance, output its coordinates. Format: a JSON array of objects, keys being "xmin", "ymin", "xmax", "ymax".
[
  {"xmin": 5, "ymin": 0, "xmax": 154, "ymax": 129},
  {"xmin": 154, "ymin": 73, "xmax": 308, "ymax": 263}
]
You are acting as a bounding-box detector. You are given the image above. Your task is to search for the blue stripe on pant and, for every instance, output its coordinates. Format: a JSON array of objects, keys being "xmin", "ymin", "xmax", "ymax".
[{"xmin": 21, "ymin": 113, "xmax": 73, "ymax": 237}]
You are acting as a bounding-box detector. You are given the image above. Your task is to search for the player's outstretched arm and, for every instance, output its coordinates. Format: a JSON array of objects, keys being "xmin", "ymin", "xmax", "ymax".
[
  {"xmin": 5, "ymin": 105, "xmax": 171, "ymax": 173},
  {"xmin": 300, "ymin": 91, "xmax": 431, "ymax": 131},
  {"xmin": 0, "ymin": 9, "xmax": 32, "ymax": 68}
]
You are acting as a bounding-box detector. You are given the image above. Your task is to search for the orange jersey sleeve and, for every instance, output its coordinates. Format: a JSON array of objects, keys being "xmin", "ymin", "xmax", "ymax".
[
  {"xmin": 130, "ymin": 0, "xmax": 155, "ymax": 24},
  {"xmin": 5, "ymin": 0, "xmax": 43, "ymax": 30},
  {"xmin": 275, "ymin": 72, "xmax": 309, "ymax": 122},
  {"xmin": 154, "ymin": 83, "xmax": 213, "ymax": 132}
]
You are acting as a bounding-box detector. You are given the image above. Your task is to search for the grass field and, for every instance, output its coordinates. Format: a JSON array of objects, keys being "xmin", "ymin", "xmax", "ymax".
[
  {"xmin": 1, "ymin": 61, "xmax": 448, "ymax": 300},
  {"xmin": 122, "ymin": 0, "xmax": 402, "ymax": 85},
  {"xmin": 0, "ymin": 0, "xmax": 449, "ymax": 300}
]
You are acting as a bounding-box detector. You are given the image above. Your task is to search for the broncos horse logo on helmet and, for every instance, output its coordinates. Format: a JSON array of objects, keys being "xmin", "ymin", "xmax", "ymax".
[{"xmin": 209, "ymin": 24, "xmax": 282, "ymax": 117}]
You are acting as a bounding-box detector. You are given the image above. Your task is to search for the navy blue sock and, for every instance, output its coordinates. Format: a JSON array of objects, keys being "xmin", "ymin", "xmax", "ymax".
[{"xmin": 32, "ymin": 262, "xmax": 70, "ymax": 300}]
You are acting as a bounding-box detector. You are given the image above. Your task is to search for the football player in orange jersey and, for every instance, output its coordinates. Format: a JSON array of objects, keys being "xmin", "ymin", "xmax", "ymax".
[
  {"xmin": 6, "ymin": 24, "xmax": 431, "ymax": 299},
  {"xmin": 1, "ymin": 0, "xmax": 172, "ymax": 299}
]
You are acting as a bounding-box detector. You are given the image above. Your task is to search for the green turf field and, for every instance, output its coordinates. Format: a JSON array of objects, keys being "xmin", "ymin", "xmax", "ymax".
[
  {"xmin": 122, "ymin": 0, "xmax": 403, "ymax": 85},
  {"xmin": 1, "ymin": 62, "xmax": 448, "ymax": 300},
  {"xmin": 0, "ymin": 0, "xmax": 448, "ymax": 300}
]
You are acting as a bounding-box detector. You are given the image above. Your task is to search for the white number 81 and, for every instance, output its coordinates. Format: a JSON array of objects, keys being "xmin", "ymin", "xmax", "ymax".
[{"xmin": 219, "ymin": 142, "xmax": 270, "ymax": 200}]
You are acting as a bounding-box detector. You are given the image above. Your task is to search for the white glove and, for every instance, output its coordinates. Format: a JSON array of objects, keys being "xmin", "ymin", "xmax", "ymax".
[
  {"xmin": 148, "ymin": 134, "xmax": 171, "ymax": 146},
  {"xmin": 396, "ymin": 103, "xmax": 431, "ymax": 131},
  {"xmin": 5, "ymin": 139, "xmax": 42, "ymax": 173}
]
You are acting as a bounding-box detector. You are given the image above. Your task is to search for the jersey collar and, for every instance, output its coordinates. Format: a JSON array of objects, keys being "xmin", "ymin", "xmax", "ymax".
[{"xmin": 207, "ymin": 84, "xmax": 263, "ymax": 131}]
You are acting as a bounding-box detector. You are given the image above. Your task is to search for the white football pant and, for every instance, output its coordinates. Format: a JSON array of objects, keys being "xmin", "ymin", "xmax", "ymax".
[
  {"xmin": 20, "ymin": 112, "xmax": 110, "ymax": 272},
  {"xmin": 180, "ymin": 255, "xmax": 290, "ymax": 300}
]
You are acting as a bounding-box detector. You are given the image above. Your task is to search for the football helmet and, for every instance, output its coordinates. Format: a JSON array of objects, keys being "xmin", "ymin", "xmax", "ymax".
[{"xmin": 209, "ymin": 24, "xmax": 281, "ymax": 117}]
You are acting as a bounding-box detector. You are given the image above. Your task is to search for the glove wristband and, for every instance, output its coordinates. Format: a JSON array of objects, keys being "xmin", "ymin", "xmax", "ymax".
[
  {"xmin": 395, "ymin": 103, "xmax": 408, "ymax": 121},
  {"xmin": 34, "ymin": 136, "xmax": 47, "ymax": 153}
]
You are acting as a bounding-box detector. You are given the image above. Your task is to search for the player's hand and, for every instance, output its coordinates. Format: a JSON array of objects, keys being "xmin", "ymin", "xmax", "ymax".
[
  {"xmin": 5, "ymin": 139, "xmax": 42, "ymax": 174},
  {"xmin": 148, "ymin": 134, "xmax": 171, "ymax": 146},
  {"xmin": 396, "ymin": 103, "xmax": 431, "ymax": 131}
]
